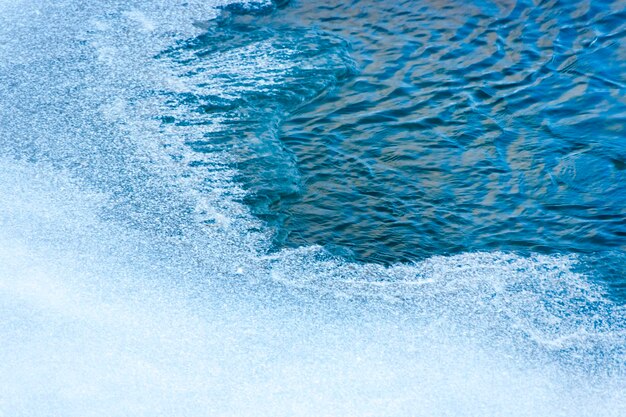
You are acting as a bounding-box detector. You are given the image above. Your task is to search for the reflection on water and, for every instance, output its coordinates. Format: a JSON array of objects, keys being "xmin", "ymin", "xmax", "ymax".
[{"xmin": 248, "ymin": 0, "xmax": 626, "ymax": 267}]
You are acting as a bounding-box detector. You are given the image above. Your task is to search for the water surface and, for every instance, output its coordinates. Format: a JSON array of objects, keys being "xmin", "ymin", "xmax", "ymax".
[
  {"xmin": 1, "ymin": 0, "xmax": 625, "ymax": 415},
  {"xmin": 227, "ymin": 1, "xmax": 626, "ymax": 272}
]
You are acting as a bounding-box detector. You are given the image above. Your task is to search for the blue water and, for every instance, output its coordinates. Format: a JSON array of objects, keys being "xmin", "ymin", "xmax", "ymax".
[
  {"xmin": 159, "ymin": 0, "xmax": 626, "ymax": 291},
  {"xmin": 1, "ymin": 0, "xmax": 626, "ymax": 415},
  {"xmin": 227, "ymin": 1, "xmax": 626, "ymax": 270}
]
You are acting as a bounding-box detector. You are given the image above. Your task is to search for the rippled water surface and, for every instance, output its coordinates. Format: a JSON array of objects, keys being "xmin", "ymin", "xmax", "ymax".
[{"xmin": 207, "ymin": 0, "xmax": 626, "ymax": 270}]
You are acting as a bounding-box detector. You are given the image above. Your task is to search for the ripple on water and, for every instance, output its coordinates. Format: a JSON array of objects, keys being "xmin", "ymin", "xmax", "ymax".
[
  {"xmin": 235, "ymin": 0, "xmax": 626, "ymax": 272},
  {"xmin": 154, "ymin": 0, "xmax": 626, "ymax": 284}
]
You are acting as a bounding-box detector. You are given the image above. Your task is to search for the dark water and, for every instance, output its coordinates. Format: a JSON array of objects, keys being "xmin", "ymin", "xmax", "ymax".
[
  {"xmin": 161, "ymin": 0, "xmax": 626, "ymax": 284},
  {"xmin": 271, "ymin": 0, "xmax": 626, "ymax": 264}
]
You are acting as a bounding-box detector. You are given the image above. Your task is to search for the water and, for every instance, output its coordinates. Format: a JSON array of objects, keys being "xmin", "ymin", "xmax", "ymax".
[
  {"xmin": 1, "ymin": 0, "xmax": 625, "ymax": 416},
  {"xmin": 235, "ymin": 0, "xmax": 626, "ymax": 268}
]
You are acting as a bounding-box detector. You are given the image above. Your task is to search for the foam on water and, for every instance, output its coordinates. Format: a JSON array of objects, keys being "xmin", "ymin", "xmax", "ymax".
[
  {"xmin": 1, "ymin": 0, "xmax": 625, "ymax": 416},
  {"xmin": 2, "ymin": 157, "xmax": 625, "ymax": 416}
]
